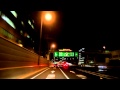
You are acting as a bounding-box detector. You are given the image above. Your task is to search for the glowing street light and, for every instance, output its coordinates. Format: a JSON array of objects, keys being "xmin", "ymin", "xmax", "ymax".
[
  {"xmin": 45, "ymin": 13, "xmax": 52, "ymax": 21},
  {"xmin": 38, "ymin": 11, "xmax": 56, "ymax": 65},
  {"xmin": 103, "ymin": 46, "xmax": 106, "ymax": 49},
  {"xmin": 51, "ymin": 44, "xmax": 56, "ymax": 48}
]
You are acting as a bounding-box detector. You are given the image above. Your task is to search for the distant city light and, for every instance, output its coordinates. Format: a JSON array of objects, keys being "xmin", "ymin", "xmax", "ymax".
[
  {"xmin": 103, "ymin": 46, "xmax": 106, "ymax": 49},
  {"xmin": 59, "ymin": 49, "xmax": 72, "ymax": 51},
  {"xmin": 1, "ymin": 14, "xmax": 16, "ymax": 29},
  {"xmin": 10, "ymin": 11, "xmax": 17, "ymax": 18}
]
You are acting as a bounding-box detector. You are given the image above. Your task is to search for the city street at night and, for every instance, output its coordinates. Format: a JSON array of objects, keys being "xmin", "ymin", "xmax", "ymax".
[
  {"xmin": 0, "ymin": 64, "xmax": 120, "ymax": 79},
  {"xmin": 0, "ymin": 7, "xmax": 120, "ymax": 80}
]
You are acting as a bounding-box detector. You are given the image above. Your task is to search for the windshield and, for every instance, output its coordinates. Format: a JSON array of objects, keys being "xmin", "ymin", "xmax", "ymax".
[{"xmin": 0, "ymin": 9, "xmax": 120, "ymax": 79}]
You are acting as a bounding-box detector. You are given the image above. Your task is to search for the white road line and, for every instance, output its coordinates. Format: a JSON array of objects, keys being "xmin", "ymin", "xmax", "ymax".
[
  {"xmin": 76, "ymin": 74, "xmax": 87, "ymax": 79},
  {"xmin": 51, "ymin": 70, "xmax": 55, "ymax": 74},
  {"xmin": 30, "ymin": 68, "xmax": 50, "ymax": 79},
  {"xmin": 59, "ymin": 68, "xmax": 69, "ymax": 79},
  {"xmin": 46, "ymin": 74, "xmax": 55, "ymax": 79},
  {"xmin": 70, "ymin": 71, "xmax": 75, "ymax": 74}
]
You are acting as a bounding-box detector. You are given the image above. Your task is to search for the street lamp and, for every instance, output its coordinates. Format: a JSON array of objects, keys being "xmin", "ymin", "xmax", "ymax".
[
  {"xmin": 51, "ymin": 44, "xmax": 56, "ymax": 49},
  {"xmin": 45, "ymin": 13, "xmax": 52, "ymax": 21},
  {"xmin": 38, "ymin": 11, "xmax": 56, "ymax": 65},
  {"xmin": 103, "ymin": 46, "xmax": 106, "ymax": 49},
  {"xmin": 103, "ymin": 46, "xmax": 106, "ymax": 53}
]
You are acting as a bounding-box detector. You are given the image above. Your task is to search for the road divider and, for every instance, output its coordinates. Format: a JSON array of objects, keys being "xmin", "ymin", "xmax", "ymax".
[{"xmin": 76, "ymin": 68, "xmax": 119, "ymax": 79}]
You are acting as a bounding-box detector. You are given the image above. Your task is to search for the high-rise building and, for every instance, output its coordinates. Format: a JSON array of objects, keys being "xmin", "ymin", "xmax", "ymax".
[{"xmin": 0, "ymin": 11, "xmax": 39, "ymax": 54}]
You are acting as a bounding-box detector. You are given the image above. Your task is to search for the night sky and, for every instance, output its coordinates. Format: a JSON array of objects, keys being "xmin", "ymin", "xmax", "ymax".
[
  {"xmin": 2, "ymin": 2, "xmax": 119, "ymax": 52},
  {"xmin": 15, "ymin": 9, "xmax": 119, "ymax": 52},
  {"xmin": 56, "ymin": 10, "xmax": 120, "ymax": 51}
]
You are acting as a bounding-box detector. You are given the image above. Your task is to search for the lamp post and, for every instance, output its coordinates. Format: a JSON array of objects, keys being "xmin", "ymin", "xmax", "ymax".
[
  {"xmin": 38, "ymin": 11, "xmax": 54, "ymax": 65},
  {"xmin": 49, "ymin": 43, "xmax": 56, "ymax": 61}
]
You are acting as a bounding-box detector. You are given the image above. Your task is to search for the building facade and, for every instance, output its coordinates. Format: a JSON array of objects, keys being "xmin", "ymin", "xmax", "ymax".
[{"xmin": 0, "ymin": 11, "xmax": 39, "ymax": 54}]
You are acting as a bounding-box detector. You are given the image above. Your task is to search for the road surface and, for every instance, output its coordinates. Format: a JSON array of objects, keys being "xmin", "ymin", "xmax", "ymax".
[{"xmin": 0, "ymin": 65, "xmax": 120, "ymax": 79}]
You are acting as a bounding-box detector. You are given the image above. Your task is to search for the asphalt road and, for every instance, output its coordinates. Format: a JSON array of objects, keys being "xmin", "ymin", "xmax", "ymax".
[
  {"xmin": 0, "ymin": 66, "xmax": 47, "ymax": 79},
  {"xmin": 0, "ymin": 65, "xmax": 91, "ymax": 79},
  {"xmin": 25, "ymin": 67, "xmax": 89, "ymax": 79},
  {"xmin": 75, "ymin": 66, "xmax": 120, "ymax": 79},
  {"xmin": 0, "ymin": 65, "xmax": 120, "ymax": 79}
]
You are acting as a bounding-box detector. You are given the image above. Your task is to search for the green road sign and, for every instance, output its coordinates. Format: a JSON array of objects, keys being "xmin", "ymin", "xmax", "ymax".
[{"xmin": 75, "ymin": 52, "xmax": 78, "ymax": 57}]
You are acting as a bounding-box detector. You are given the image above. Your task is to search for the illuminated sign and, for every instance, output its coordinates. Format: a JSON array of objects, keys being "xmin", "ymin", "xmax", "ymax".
[
  {"xmin": 54, "ymin": 52, "xmax": 78, "ymax": 57},
  {"xmin": 78, "ymin": 48, "xmax": 85, "ymax": 65},
  {"xmin": 75, "ymin": 52, "xmax": 78, "ymax": 57},
  {"xmin": 54, "ymin": 52, "xmax": 59, "ymax": 57},
  {"xmin": 59, "ymin": 49, "xmax": 72, "ymax": 51}
]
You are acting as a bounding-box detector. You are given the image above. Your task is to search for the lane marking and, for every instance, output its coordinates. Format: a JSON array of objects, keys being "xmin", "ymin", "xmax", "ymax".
[
  {"xmin": 76, "ymin": 74, "xmax": 87, "ymax": 79},
  {"xmin": 0, "ymin": 65, "xmax": 38, "ymax": 71},
  {"xmin": 46, "ymin": 74, "xmax": 55, "ymax": 79},
  {"xmin": 30, "ymin": 68, "xmax": 50, "ymax": 79},
  {"xmin": 59, "ymin": 68, "xmax": 69, "ymax": 79},
  {"xmin": 51, "ymin": 70, "xmax": 55, "ymax": 74},
  {"xmin": 17, "ymin": 67, "xmax": 48, "ymax": 79},
  {"xmin": 70, "ymin": 71, "xmax": 75, "ymax": 73}
]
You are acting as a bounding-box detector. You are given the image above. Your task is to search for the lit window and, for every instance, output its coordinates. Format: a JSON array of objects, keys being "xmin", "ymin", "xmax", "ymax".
[
  {"xmin": 20, "ymin": 30, "xmax": 23, "ymax": 35},
  {"xmin": 10, "ymin": 11, "xmax": 17, "ymax": 18},
  {"xmin": 21, "ymin": 21, "xmax": 24, "ymax": 26},
  {"xmin": 31, "ymin": 24, "xmax": 34, "ymax": 29},
  {"xmin": 28, "ymin": 20, "xmax": 31, "ymax": 25},
  {"xmin": 1, "ymin": 14, "xmax": 16, "ymax": 29},
  {"xmin": 27, "ymin": 35, "xmax": 30, "ymax": 38}
]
